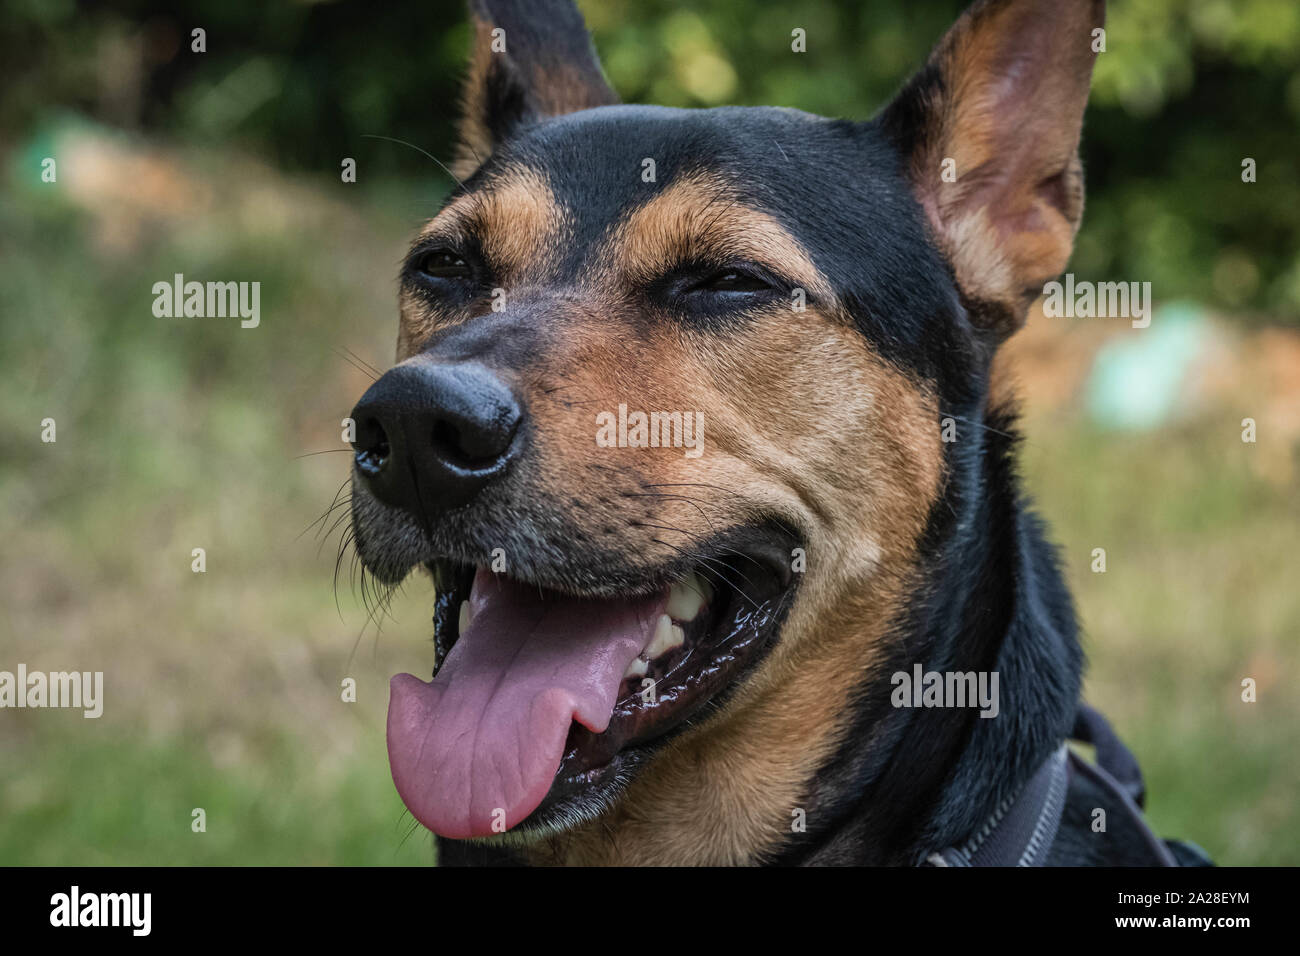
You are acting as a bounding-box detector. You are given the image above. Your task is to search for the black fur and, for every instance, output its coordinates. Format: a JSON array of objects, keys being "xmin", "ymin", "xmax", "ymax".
[{"xmin": 416, "ymin": 0, "xmax": 1175, "ymax": 865}]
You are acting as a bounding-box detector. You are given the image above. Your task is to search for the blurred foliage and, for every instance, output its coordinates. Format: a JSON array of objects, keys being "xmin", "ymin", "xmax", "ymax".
[
  {"xmin": 2, "ymin": 0, "xmax": 1300, "ymax": 323},
  {"xmin": 2, "ymin": 0, "xmax": 1299, "ymax": 320},
  {"xmin": 2, "ymin": 0, "xmax": 1300, "ymax": 321}
]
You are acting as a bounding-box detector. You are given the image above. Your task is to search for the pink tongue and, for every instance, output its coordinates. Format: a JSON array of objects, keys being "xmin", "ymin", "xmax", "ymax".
[{"xmin": 387, "ymin": 569, "xmax": 664, "ymax": 838}]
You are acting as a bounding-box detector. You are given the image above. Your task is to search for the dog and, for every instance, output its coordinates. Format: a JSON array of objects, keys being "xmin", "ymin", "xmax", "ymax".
[{"xmin": 346, "ymin": 0, "xmax": 1196, "ymax": 865}]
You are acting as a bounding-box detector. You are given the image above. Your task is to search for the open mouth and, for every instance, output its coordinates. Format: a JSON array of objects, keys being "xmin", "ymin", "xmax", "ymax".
[{"xmin": 386, "ymin": 533, "xmax": 799, "ymax": 840}]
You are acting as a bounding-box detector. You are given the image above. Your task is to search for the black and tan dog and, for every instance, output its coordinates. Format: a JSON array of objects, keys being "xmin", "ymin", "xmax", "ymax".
[{"xmin": 347, "ymin": 0, "xmax": 1188, "ymax": 865}]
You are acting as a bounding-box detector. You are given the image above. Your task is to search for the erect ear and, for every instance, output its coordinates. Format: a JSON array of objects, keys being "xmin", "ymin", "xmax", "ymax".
[
  {"xmin": 878, "ymin": 0, "xmax": 1104, "ymax": 336},
  {"xmin": 453, "ymin": 0, "xmax": 618, "ymax": 179}
]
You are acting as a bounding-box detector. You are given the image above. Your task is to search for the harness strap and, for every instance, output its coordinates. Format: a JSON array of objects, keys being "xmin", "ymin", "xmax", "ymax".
[
  {"xmin": 924, "ymin": 704, "xmax": 1180, "ymax": 867},
  {"xmin": 1067, "ymin": 746, "xmax": 1179, "ymax": 866},
  {"xmin": 1072, "ymin": 702, "xmax": 1146, "ymax": 807},
  {"xmin": 925, "ymin": 743, "xmax": 1070, "ymax": 867}
]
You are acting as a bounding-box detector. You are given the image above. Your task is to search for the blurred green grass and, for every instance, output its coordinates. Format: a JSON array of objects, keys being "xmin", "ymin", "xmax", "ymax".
[
  {"xmin": 0, "ymin": 729, "xmax": 429, "ymax": 865},
  {"xmin": 0, "ymin": 126, "xmax": 446, "ymax": 864},
  {"xmin": 0, "ymin": 125, "xmax": 1296, "ymax": 865},
  {"xmin": 1021, "ymin": 414, "xmax": 1300, "ymax": 865}
]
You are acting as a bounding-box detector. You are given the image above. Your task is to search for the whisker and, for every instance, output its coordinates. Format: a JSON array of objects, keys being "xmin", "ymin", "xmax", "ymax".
[
  {"xmin": 942, "ymin": 413, "xmax": 1018, "ymax": 441},
  {"xmin": 341, "ymin": 346, "xmax": 384, "ymax": 379},
  {"xmin": 294, "ymin": 448, "xmax": 354, "ymax": 460},
  {"xmin": 298, "ymin": 478, "xmax": 351, "ymax": 542},
  {"xmin": 619, "ymin": 491, "xmax": 718, "ymax": 532},
  {"xmin": 648, "ymin": 537, "xmax": 763, "ymax": 613},
  {"xmin": 362, "ymin": 133, "xmax": 466, "ymax": 190},
  {"xmin": 334, "ymin": 346, "xmax": 380, "ymax": 383}
]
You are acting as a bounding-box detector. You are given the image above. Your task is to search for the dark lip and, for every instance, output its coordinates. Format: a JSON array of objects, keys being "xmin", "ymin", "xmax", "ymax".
[{"xmin": 422, "ymin": 523, "xmax": 802, "ymax": 834}]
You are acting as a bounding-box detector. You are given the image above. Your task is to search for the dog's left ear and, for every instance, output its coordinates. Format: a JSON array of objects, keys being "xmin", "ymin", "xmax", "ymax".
[
  {"xmin": 454, "ymin": 0, "xmax": 618, "ymax": 178},
  {"xmin": 878, "ymin": 0, "xmax": 1105, "ymax": 336}
]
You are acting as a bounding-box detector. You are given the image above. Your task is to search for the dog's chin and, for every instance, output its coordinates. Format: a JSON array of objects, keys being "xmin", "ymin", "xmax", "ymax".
[{"xmin": 354, "ymin": 494, "xmax": 803, "ymax": 841}]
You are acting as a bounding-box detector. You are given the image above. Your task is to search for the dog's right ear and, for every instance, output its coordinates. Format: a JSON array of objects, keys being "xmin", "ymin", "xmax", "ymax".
[{"xmin": 453, "ymin": 0, "xmax": 618, "ymax": 179}]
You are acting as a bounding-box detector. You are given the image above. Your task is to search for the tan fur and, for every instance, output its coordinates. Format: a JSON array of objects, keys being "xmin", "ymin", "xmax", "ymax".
[
  {"xmin": 516, "ymin": 316, "xmax": 942, "ymax": 864},
  {"xmin": 397, "ymin": 165, "xmax": 565, "ymax": 359},
  {"xmin": 903, "ymin": 0, "xmax": 1100, "ymax": 332},
  {"xmin": 597, "ymin": 171, "xmax": 835, "ymax": 305},
  {"xmin": 986, "ymin": 327, "xmax": 1023, "ymax": 414},
  {"xmin": 452, "ymin": 17, "xmax": 497, "ymax": 181},
  {"xmin": 529, "ymin": 60, "xmax": 618, "ymax": 119},
  {"xmin": 460, "ymin": 167, "xmax": 566, "ymax": 283}
]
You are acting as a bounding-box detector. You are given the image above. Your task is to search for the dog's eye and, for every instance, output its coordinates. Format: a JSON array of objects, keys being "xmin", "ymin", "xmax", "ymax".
[
  {"xmin": 653, "ymin": 263, "xmax": 783, "ymax": 314},
  {"xmin": 416, "ymin": 249, "xmax": 472, "ymax": 280},
  {"xmin": 694, "ymin": 269, "xmax": 772, "ymax": 294}
]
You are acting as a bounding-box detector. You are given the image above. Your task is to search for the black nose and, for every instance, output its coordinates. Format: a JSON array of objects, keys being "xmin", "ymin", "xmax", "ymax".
[{"xmin": 349, "ymin": 362, "xmax": 524, "ymax": 515}]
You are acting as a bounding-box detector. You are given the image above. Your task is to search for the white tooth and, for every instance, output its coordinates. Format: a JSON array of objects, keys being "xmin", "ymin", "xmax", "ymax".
[
  {"xmin": 645, "ymin": 613, "xmax": 685, "ymax": 660},
  {"xmin": 667, "ymin": 573, "xmax": 710, "ymax": 622},
  {"xmin": 458, "ymin": 600, "xmax": 471, "ymax": 634},
  {"xmin": 623, "ymin": 657, "xmax": 648, "ymax": 680}
]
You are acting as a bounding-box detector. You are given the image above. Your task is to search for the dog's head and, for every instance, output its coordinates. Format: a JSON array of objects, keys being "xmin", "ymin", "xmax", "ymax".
[{"xmin": 350, "ymin": 0, "xmax": 1102, "ymax": 860}]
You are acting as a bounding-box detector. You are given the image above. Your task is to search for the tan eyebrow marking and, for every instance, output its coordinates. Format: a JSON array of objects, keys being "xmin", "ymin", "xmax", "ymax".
[
  {"xmin": 418, "ymin": 165, "xmax": 565, "ymax": 284},
  {"xmin": 598, "ymin": 171, "xmax": 835, "ymax": 304}
]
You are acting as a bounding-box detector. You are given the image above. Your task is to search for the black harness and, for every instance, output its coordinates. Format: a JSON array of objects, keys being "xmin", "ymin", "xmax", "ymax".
[{"xmin": 924, "ymin": 704, "xmax": 1207, "ymax": 867}]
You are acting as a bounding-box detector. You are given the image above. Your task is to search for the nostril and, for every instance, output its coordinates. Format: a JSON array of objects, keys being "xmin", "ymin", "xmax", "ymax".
[
  {"xmin": 430, "ymin": 413, "xmax": 517, "ymax": 471},
  {"xmin": 354, "ymin": 417, "xmax": 391, "ymax": 476},
  {"xmin": 430, "ymin": 419, "xmax": 472, "ymax": 470}
]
